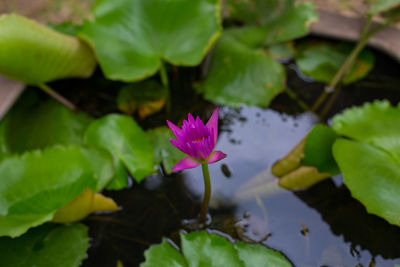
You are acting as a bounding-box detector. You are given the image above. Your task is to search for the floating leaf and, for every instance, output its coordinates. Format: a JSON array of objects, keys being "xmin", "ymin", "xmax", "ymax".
[
  {"xmin": 85, "ymin": 114, "xmax": 154, "ymax": 186},
  {"xmin": 0, "ymin": 14, "xmax": 96, "ymax": 84},
  {"xmin": 333, "ymin": 139, "xmax": 400, "ymax": 226},
  {"xmin": 199, "ymin": 30, "xmax": 285, "ymax": 108},
  {"xmin": 0, "ymin": 145, "xmax": 114, "ymax": 237},
  {"xmin": 117, "ymin": 80, "xmax": 167, "ymax": 119},
  {"xmin": 79, "ymin": 0, "xmax": 222, "ymax": 81},
  {"xmin": 226, "ymin": 0, "xmax": 318, "ymax": 45},
  {"xmin": 301, "ymin": 124, "xmax": 340, "ymax": 175},
  {"xmin": 147, "ymin": 127, "xmax": 186, "ymax": 174},
  {"xmin": 141, "ymin": 231, "xmax": 292, "ymax": 267},
  {"xmin": 332, "ymin": 100, "xmax": 400, "ymax": 159},
  {"xmin": 296, "ymin": 41, "xmax": 375, "ymax": 85},
  {"xmin": 0, "ymin": 91, "xmax": 92, "ymax": 154},
  {"xmin": 368, "ymin": 0, "xmax": 400, "ymax": 14},
  {"xmin": 332, "ymin": 101, "xmax": 400, "ymax": 226},
  {"xmin": 0, "ymin": 223, "xmax": 89, "ymax": 267}
]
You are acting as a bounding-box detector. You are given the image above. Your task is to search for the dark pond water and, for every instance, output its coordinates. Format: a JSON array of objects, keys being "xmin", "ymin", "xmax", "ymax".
[{"xmin": 73, "ymin": 41, "xmax": 400, "ymax": 267}]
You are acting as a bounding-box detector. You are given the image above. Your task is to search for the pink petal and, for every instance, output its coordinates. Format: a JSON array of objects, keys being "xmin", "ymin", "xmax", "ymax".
[
  {"xmin": 207, "ymin": 150, "xmax": 227, "ymax": 164},
  {"xmin": 206, "ymin": 108, "xmax": 219, "ymax": 144},
  {"xmin": 172, "ymin": 157, "xmax": 201, "ymax": 172},
  {"xmin": 167, "ymin": 120, "xmax": 182, "ymax": 139}
]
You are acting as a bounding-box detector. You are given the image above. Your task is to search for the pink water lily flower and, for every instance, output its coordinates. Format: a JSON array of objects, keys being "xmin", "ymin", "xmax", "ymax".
[{"xmin": 167, "ymin": 108, "xmax": 227, "ymax": 171}]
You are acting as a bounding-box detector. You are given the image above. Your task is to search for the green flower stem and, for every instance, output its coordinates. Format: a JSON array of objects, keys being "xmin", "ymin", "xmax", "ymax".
[
  {"xmin": 38, "ymin": 84, "xmax": 77, "ymax": 111},
  {"xmin": 199, "ymin": 163, "xmax": 211, "ymax": 223},
  {"xmin": 311, "ymin": 15, "xmax": 389, "ymax": 114},
  {"xmin": 159, "ymin": 62, "xmax": 171, "ymax": 116}
]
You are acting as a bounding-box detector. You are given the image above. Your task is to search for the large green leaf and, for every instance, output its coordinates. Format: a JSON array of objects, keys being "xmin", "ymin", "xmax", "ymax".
[
  {"xmin": 332, "ymin": 100, "xmax": 400, "ymax": 160},
  {"xmin": 226, "ymin": 0, "xmax": 318, "ymax": 45},
  {"xmin": 0, "ymin": 145, "xmax": 114, "ymax": 237},
  {"xmin": 85, "ymin": 114, "xmax": 154, "ymax": 185},
  {"xmin": 368, "ymin": 0, "xmax": 400, "ymax": 14},
  {"xmin": 296, "ymin": 41, "xmax": 375, "ymax": 85},
  {"xmin": 79, "ymin": 0, "xmax": 222, "ymax": 81},
  {"xmin": 0, "ymin": 92, "xmax": 92, "ymax": 154},
  {"xmin": 0, "ymin": 14, "xmax": 96, "ymax": 84},
  {"xmin": 0, "ymin": 223, "xmax": 89, "ymax": 267},
  {"xmin": 333, "ymin": 139, "xmax": 400, "ymax": 226},
  {"xmin": 332, "ymin": 101, "xmax": 400, "ymax": 226},
  {"xmin": 141, "ymin": 231, "xmax": 292, "ymax": 267},
  {"xmin": 199, "ymin": 31, "xmax": 285, "ymax": 108},
  {"xmin": 147, "ymin": 127, "xmax": 186, "ymax": 175},
  {"xmin": 301, "ymin": 124, "xmax": 340, "ymax": 175}
]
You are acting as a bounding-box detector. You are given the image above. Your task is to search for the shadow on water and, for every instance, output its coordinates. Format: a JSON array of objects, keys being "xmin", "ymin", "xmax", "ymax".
[{"xmin": 77, "ymin": 42, "xmax": 400, "ymax": 267}]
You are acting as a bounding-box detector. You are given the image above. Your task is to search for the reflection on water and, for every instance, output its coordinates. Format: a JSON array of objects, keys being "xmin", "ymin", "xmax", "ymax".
[
  {"xmin": 176, "ymin": 106, "xmax": 400, "ymax": 267},
  {"xmin": 83, "ymin": 106, "xmax": 400, "ymax": 267}
]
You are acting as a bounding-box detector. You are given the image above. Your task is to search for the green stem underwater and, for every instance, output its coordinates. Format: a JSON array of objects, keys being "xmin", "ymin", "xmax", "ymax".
[{"xmin": 199, "ymin": 163, "xmax": 211, "ymax": 223}]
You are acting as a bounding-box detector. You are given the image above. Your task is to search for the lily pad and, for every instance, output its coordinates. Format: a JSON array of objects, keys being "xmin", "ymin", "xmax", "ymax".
[
  {"xmin": 332, "ymin": 100, "xmax": 400, "ymax": 160},
  {"xmin": 199, "ymin": 30, "xmax": 285, "ymax": 108},
  {"xmin": 147, "ymin": 127, "xmax": 186, "ymax": 174},
  {"xmin": 301, "ymin": 124, "xmax": 340, "ymax": 175},
  {"xmin": 296, "ymin": 41, "xmax": 375, "ymax": 85},
  {"xmin": 0, "ymin": 223, "xmax": 89, "ymax": 267},
  {"xmin": 0, "ymin": 14, "xmax": 96, "ymax": 85},
  {"xmin": 141, "ymin": 231, "xmax": 292, "ymax": 267},
  {"xmin": 79, "ymin": 0, "xmax": 222, "ymax": 81},
  {"xmin": 332, "ymin": 101, "xmax": 400, "ymax": 226},
  {"xmin": 0, "ymin": 145, "xmax": 114, "ymax": 237},
  {"xmin": 0, "ymin": 92, "xmax": 92, "ymax": 154},
  {"xmin": 333, "ymin": 139, "xmax": 400, "ymax": 226},
  {"xmin": 84, "ymin": 114, "xmax": 154, "ymax": 185},
  {"xmin": 117, "ymin": 81, "xmax": 167, "ymax": 118},
  {"xmin": 226, "ymin": 0, "xmax": 318, "ymax": 45}
]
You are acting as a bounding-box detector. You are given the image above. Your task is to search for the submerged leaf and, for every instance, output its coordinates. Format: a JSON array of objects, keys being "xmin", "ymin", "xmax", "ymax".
[
  {"xmin": 147, "ymin": 127, "xmax": 186, "ymax": 174},
  {"xmin": 141, "ymin": 231, "xmax": 292, "ymax": 267},
  {"xmin": 79, "ymin": 0, "xmax": 222, "ymax": 81},
  {"xmin": 296, "ymin": 41, "xmax": 374, "ymax": 85},
  {"xmin": 199, "ymin": 31, "xmax": 285, "ymax": 108},
  {"xmin": 117, "ymin": 81, "xmax": 167, "ymax": 118},
  {"xmin": 0, "ymin": 145, "xmax": 114, "ymax": 237},
  {"xmin": 0, "ymin": 14, "xmax": 96, "ymax": 84},
  {"xmin": 0, "ymin": 223, "xmax": 89, "ymax": 267},
  {"xmin": 332, "ymin": 101, "xmax": 400, "ymax": 226},
  {"xmin": 85, "ymin": 114, "xmax": 154, "ymax": 185}
]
